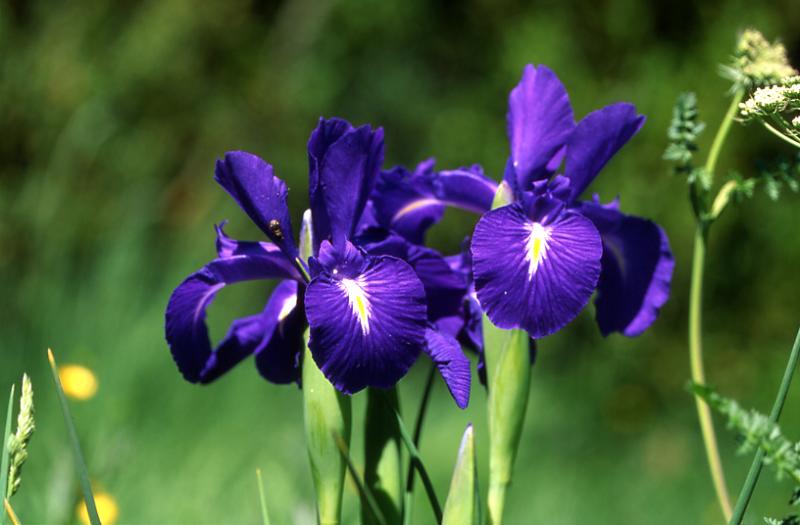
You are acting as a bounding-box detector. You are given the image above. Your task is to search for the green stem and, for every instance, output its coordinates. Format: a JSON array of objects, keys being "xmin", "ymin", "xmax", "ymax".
[
  {"xmin": 689, "ymin": 225, "xmax": 733, "ymax": 522},
  {"xmin": 403, "ymin": 364, "xmax": 436, "ymax": 525},
  {"xmin": 727, "ymin": 328, "xmax": 800, "ymax": 525},
  {"xmin": 763, "ymin": 122, "xmax": 800, "ymax": 149},
  {"xmin": 689, "ymin": 89, "xmax": 744, "ymax": 522},
  {"xmin": 705, "ymin": 90, "xmax": 744, "ymax": 186},
  {"xmin": 364, "ymin": 388, "xmax": 403, "ymax": 525}
]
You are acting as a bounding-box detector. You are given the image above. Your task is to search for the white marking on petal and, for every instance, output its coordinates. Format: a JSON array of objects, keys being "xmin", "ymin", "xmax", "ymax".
[
  {"xmin": 340, "ymin": 278, "xmax": 372, "ymax": 334},
  {"xmin": 525, "ymin": 221, "xmax": 551, "ymax": 279},
  {"xmin": 277, "ymin": 294, "xmax": 297, "ymax": 322}
]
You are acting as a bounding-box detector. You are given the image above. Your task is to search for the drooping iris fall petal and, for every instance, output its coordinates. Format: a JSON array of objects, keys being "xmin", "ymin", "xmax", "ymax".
[
  {"xmin": 471, "ymin": 203, "xmax": 602, "ymax": 338},
  {"xmin": 578, "ymin": 198, "xmax": 674, "ymax": 336},
  {"xmin": 254, "ymin": 280, "xmax": 305, "ymax": 384},
  {"xmin": 165, "ymin": 252, "xmax": 300, "ymax": 383},
  {"xmin": 423, "ymin": 328, "xmax": 471, "ymax": 409},
  {"xmin": 305, "ymin": 241, "xmax": 427, "ymax": 393}
]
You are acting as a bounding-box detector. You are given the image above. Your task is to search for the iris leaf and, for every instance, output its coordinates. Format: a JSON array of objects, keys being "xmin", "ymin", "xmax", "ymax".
[
  {"xmin": 332, "ymin": 432, "xmax": 388, "ymax": 525},
  {"xmin": 442, "ymin": 424, "xmax": 479, "ymax": 525},
  {"xmin": 394, "ymin": 410, "xmax": 442, "ymax": 524},
  {"xmin": 47, "ymin": 349, "xmax": 101, "ymax": 525}
]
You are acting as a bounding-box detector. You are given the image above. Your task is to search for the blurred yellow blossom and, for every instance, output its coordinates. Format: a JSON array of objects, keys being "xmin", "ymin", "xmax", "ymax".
[
  {"xmin": 77, "ymin": 491, "xmax": 119, "ymax": 525},
  {"xmin": 58, "ymin": 365, "xmax": 98, "ymax": 400}
]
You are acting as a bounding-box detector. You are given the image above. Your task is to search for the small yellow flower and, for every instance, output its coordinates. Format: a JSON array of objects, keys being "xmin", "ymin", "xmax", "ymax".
[
  {"xmin": 58, "ymin": 365, "xmax": 98, "ymax": 400},
  {"xmin": 77, "ymin": 491, "xmax": 119, "ymax": 525}
]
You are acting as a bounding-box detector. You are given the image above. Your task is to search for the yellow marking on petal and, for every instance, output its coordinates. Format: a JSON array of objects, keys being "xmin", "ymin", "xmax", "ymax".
[
  {"xmin": 341, "ymin": 278, "xmax": 371, "ymax": 334},
  {"xmin": 77, "ymin": 489, "xmax": 119, "ymax": 525},
  {"xmin": 525, "ymin": 222, "xmax": 550, "ymax": 279},
  {"xmin": 58, "ymin": 365, "xmax": 98, "ymax": 401}
]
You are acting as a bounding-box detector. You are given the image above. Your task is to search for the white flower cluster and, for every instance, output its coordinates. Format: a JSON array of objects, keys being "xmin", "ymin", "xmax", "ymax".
[{"xmin": 740, "ymin": 82, "xmax": 800, "ymax": 119}]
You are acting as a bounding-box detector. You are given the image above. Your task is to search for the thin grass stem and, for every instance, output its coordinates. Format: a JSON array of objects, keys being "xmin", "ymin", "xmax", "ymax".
[
  {"xmin": 0, "ymin": 385, "xmax": 15, "ymax": 525},
  {"xmin": 394, "ymin": 411, "xmax": 442, "ymax": 524},
  {"xmin": 727, "ymin": 327, "xmax": 800, "ymax": 525},
  {"xmin": 333, "ymin": 432, "xmax": 387, "ymax": 525},
  {"xmin": 256, "ymin": 469, "xmax": 270, "ymax": 525},
  {"xmin": 2, "ymin": 500, "xmax": 19, "ymax": 525}
]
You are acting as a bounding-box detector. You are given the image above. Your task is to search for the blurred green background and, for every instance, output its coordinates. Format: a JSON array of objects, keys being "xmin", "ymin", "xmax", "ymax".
[{"xmin": 2, "ymin": 0, "xmax": 800, "ymax": 523}]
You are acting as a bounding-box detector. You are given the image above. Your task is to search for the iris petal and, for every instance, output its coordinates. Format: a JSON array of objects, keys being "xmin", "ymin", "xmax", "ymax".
[
  {"xmin": 424, "ymin": 328, "xmax": 471, "ymax": 409},
  {"xmin": 579, "ymin": 199, "xmax": 674, "ymax": 336},
  {"xmin": 564, "ymin": 103, "xmax": 645, "ymax": 202},
  {"xmin": 506, "ymin": 64, "xmax": 575, "ymax": 191},
  {"xmin": 309, "ymin": 121, "xmax": 385, "ymax": 249},
  {"xmin": 305, "ymin": 252, "xmax": 427, "ymax": 394},
  {"xmin": 254, "ymin": 280, "xmax": 305, "ymax": 384},
  {"xmin": 214, "ymin": 151, "xmax": 299, "ymax": 259},
  {"xmin": 373, "ymin": 161, "xmax": 497, "ymax": 243},
  {"xmin": 165, "ymin": 253, "xmax": 299, "ymax": 383},
  {"xmin": 471, "ymin": 204, "xmax": 602, "ymax": 338}
]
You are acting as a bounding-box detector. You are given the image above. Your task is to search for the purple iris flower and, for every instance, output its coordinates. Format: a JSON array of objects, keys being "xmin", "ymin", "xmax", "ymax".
[
  {"xmin": 165, "ymin": 118, "xmax": 470, "ymax": 407},
  {"xmin": 370, "ymin": 65, "xmax": 674, "ymax": 341}
]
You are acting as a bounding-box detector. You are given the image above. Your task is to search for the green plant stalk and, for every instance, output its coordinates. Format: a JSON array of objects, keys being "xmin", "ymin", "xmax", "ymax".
[
  {"xmin": 47, "ymin": 350, "xmax": 100, "ymax": 525},
  {"xmin": 256, "ymin": 469, "xmax": 271, "ymax": 525},
  {"xmin": 689, "ymin": 90, "xmax": 744, "ymax": 522},
  {"xmin": 334, "ymin": 432, "xmax": 388, "ymax": 525},
  {"xmin": 394, "ymin": 411, "xmax": 442, "ymax": 523},
  {"xmin": 727, "ymin": 327, "xmax": 800, "ymax": 525},
  {"xmin": 364, "ymin": 388, "xmax": 403, "ymax": 525},
  {"xmin": 485, "ymin": 324, "xmax": 530, "ymax": 525},
  {"xmin": 0, "ymin": 385, "xmax": 15, "ymax": 525},
  {"xmin": 402, "ymin": 363, "xmax": 436, "ymax": 525},
  {"xmin": 302, "ymin": 340, "xmax": 352, "ymax": 525},
  {"xmin": 483, "ymin": 181, "xmax": 531, "ymax": 525}
]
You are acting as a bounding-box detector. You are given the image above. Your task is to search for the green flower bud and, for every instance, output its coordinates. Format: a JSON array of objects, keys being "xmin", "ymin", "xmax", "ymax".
[{"xmin": 442, "ymin": 424, "xmax": 478, "ymax": 525}]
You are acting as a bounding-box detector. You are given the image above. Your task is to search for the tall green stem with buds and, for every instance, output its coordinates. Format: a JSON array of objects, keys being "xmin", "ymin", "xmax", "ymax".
[
  {"xmin": 364, "ymin": 388, "xmax": 404, "ymax": 525},
  {"xmin": 300, "ymin": 210, "xmax": 353, "ymax": 525},
  {"xmin": 687, "ymin": 89, "xmax": 743, "ymax": 521},
  {"xmin": 484, "ymin": 182, "xmax": 531, "ymax": 525}
]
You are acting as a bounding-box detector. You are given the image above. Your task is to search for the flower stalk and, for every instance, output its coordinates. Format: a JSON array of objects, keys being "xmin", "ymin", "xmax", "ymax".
[{"xmin": 364, "ymin": 388, "xmax": 404, "ymax": 525}]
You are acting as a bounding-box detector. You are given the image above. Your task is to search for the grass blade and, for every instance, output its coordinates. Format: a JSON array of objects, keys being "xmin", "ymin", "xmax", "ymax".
[
  {"xmin": 333, "ymin": 432, "xmax": 387, "ymax": 525},
  {"xmin": 255, "ymin": 469, "xmax": 270, "ymax": 525},
  {"xmin": 3, "ymin": 499, "xmax": 20, "ymax": 525},
  {"xmin": 394, "ymin": 410, "xmax": 442, "ymax": 524},
  {"xmin": 0, "ymin": 384, "xmax": 15, "ymax": 525},
  {"xmin": 47, "ymin": 349, "xmax": 101, "ymax": 525}
]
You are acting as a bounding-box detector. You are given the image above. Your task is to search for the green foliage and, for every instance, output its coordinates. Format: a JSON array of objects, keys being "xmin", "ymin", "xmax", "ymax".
[
  {"xmin": 664, "ymin": 93, "xmax": 708, "ymax": 188},
  {"xmin": 6, "ymin": 375, "xmax": 34, "ymax": 499}
]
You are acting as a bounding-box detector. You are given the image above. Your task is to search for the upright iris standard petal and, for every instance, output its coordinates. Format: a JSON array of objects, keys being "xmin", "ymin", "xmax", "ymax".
[
  {"xmin": 564, "ymin": 103, "xmax": 645, "ymax": 202},
  {"xmin": 315, "ymin": 124, "xmax": 385, "ymax": 248},
  {"xmin": 254, "ymin": 280, "xmax": 305, "ymax": 384},
  {"xmin": 578, "ymin": 198, "xmax": 674, "ymax": 336},
  {"xmin": 506, "ymin": 64, "xmax": 574, "ymax": 190},
  {"xmin": 305, "ymin": 244, "xmax": 427, "ymax": 394},
  {"xmin": 308, "ymin": 118, "xmax": 355, "ymax": 247},
  {"xmin": 471, "ymin": 203, "xmax": 602, "ymax": 338},
  {"xmin": 424, "ymin": 328, "xmax": 471, "ymax": 409},
  {"xmin": 214, "ymin": 151, "xmax": 299, "ymax": 259},
  {"xmin": 165, "ymin": 253, "xmax": 300, "ymax": 383}
]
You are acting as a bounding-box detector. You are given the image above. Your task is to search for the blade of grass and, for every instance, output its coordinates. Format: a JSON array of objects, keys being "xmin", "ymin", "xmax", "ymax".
[
  {"xmin": 47, "ymin": 349, "xmax": 101, "ymax": 525},
  {"xmin": 728, "ymin": 327, "xmax": 800, "ymax": 525},
  {"xmin": 394, "ymin": 410, "xmax": 442, "ymax": 524},
  {"xmin": 0, "ymin": 384, "xmax": 15, "ymax": 525},
  {"xmin": 255, "ymin": 469, "xmax": 271, "ymax": 525},
  {"xmin": 3, "ymin": 499, "xmax": 20, "ymax": 525},
  {"xmin": 403, "ymin": 364, "xmax": 436, "ymax": 525},
  {"xmin": 333, "ymin": 432, "xmax": 387, "ymax": 525}
]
